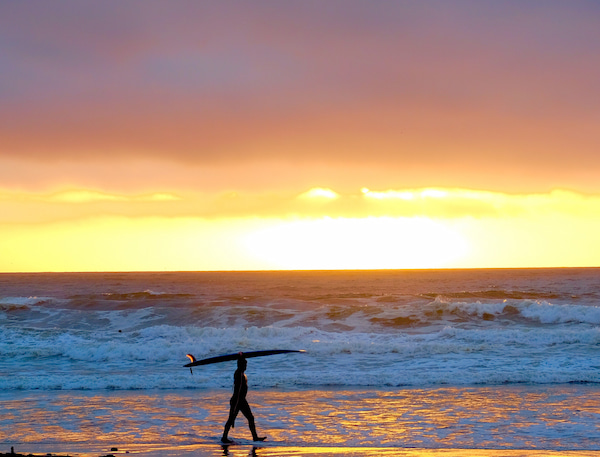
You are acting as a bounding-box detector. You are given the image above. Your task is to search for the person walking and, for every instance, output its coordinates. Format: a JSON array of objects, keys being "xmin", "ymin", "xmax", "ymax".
[{"xmin": 221, "ymin": 355, "xmax": 266, "ymax": 443}]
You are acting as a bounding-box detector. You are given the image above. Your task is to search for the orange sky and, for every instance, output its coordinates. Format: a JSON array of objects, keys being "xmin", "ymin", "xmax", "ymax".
[{"xmin": 1, "ymin": 1, "xmax": 600, "ymax": 272}]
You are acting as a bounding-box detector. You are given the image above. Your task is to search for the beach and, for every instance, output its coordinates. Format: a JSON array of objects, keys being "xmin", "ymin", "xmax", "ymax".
[
  {"xmin": 3, "ymin": 385, "xmax": 600, "ymax": 456},
  {"xmin": 2, "ymin": 270, "xmax": 600, "ymax": 456}
]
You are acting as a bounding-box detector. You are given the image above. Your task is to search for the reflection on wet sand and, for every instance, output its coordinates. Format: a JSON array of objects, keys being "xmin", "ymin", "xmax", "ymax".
[
  {"xmin": 99, "ymin": 444, "xmax": 600, "ymax": 457},
  {"xmin": 1, "ymin": 385, "xmax": 599, "ymax": 454}
]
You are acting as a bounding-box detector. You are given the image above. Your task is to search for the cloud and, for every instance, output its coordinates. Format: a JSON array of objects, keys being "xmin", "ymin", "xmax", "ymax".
[
  {"xmin": 298, "ymin": 188, "xmax": 339, "ymax": 200},
  {"xmin": 48, "ymin": 190, "xmax": 127, "ymax": 203},
  {"xmin": 1, "ymin": 1, "xmax": 600, "ymax": 194},
  {"xmin": 2, "ymin": 186, "xmax": 600, "ymax": 226},
  {"xmin": 44, "ymin": 190, "xmax": 180, "ymax": 203}
]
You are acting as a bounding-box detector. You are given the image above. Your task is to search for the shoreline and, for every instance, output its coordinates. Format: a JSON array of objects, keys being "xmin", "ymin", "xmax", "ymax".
[{"xmin": 4, "ymin": 446, "xmax": 600, "ymax": 457}]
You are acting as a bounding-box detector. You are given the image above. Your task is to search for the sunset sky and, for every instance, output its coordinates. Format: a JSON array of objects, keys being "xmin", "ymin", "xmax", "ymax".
[{"xmin": 1, "ymin": 1, "xmax": 600, "ymax": 272}]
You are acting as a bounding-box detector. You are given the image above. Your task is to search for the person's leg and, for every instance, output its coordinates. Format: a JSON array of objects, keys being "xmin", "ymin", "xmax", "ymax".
[
  {"xmin": 240, "ymin": 401, "xmax": 266, "ymax": 441},
  {"xmin": 222, "ymin": 403, "xmax": 239, "ymax": 443}
]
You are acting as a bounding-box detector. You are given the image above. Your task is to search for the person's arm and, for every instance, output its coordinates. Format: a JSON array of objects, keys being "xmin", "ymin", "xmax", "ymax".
[{"xmin": 233, "ymin": 369, "xmax": 244, "ymax": 398}]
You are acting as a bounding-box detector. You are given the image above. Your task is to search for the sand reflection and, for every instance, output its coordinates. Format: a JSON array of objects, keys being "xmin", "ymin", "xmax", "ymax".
[{"xmin": 1, "ymin": 385, "xmax": 599, "ymax": 452}]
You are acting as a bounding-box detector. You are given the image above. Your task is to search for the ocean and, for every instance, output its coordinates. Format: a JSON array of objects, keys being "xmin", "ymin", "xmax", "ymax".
[{"xmin": 1, "ymin": 269, "xmax": 600, "ymax": 455}]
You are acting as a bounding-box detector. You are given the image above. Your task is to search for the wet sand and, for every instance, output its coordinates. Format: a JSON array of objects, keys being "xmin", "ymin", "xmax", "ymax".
[
  {"xmin": 3, "ymin": 386, "xmax": 600, "ymax": 456},
  {"xmin": 3, "ymin": 446, "xmax": 600, "ymax": 457}
]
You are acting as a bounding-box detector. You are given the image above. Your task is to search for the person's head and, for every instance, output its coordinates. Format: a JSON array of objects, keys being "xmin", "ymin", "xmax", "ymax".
[{"xmin": 237, "ymin": 355, "xmax": 247, "ymax": 371}]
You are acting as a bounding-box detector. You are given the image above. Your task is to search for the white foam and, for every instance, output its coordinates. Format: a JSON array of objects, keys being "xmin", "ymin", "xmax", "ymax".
[
  {"xmin": 432, "ymin": 298, "xmax": 600, "ymax": 325},
  {"xmin": 520, "ymin": 300, "xmax": 600, "ymax": 324},
  {"xmin": 2, "ymin": 320, "xmax": 600, "ymax": 390},
  {"xmin": 0, "ymin": 296, "xmax": 54, "ymax": 306}
]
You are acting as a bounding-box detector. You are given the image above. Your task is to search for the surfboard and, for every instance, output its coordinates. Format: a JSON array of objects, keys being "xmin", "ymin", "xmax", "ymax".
[{"xmin": 184, "ymin": 349, "xmax": 305, "ymax": 367}]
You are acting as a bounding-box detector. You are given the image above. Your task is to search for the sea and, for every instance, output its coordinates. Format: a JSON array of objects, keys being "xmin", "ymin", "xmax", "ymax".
[{"xmin": 1, "ymin": 269, "xmax": 600, "ymax": 456}]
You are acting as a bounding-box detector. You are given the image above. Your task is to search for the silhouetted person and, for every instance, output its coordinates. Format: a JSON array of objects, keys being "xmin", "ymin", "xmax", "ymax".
[{"xmin": 221, "ymin": 356, "xmax": 266, "ymax": 443}]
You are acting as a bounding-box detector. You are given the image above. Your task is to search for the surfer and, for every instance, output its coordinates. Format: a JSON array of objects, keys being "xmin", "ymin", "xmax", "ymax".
[{"xmin": 221, "ymin": 355, "xmax": 266, "ymax": 443}]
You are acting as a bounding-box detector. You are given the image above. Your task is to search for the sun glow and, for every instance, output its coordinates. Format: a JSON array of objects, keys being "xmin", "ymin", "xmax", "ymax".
[
  {"xmin": 1, "ymin": 186, "xmax": 600, "ymax": 272},
  {"xmin": 244, "ymin": 217, "xmax": 469, "ymax": 270}
]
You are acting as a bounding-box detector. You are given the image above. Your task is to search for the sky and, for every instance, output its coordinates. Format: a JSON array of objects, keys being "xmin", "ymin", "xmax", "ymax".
[{"xmin": 1, "ymin": 1, "xmax": 600, "ymax": 272}]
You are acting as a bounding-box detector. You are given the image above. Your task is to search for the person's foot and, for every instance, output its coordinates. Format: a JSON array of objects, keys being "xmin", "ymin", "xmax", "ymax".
[
  {"xmin": 221, "ymin": 436, "xmax": 233, "ymax": 443},
  {"xmin": 253, "ymin": 436, "xmax": 267, "ymax": 442}
]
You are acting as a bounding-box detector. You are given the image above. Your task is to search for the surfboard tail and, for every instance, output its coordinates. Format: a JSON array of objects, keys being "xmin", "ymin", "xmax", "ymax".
[{"xmin": 186, "ymin": 354, "xmax": 196, "ymax": 374}]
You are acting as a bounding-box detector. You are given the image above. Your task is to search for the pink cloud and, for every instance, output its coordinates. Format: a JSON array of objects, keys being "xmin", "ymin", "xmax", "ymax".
[{"xmin": 1, "ymin": 1, "xmax": 600, "ymax": 192}]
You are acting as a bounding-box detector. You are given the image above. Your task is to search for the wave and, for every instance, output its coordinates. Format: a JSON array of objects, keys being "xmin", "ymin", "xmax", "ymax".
[
  {"xmin": 0, "ymin": 296, "xmax": 55, "ymax": 306},
  {"xmin": 0, "ymin": 296, "xmax": 57, "ymax": 316},
  {"xmin": 421, "ymin": 289, "xmax": 562, "ymax": 300},
  {"xmin": 1, "ymin": 320, "xmax": 600, "ymax": 390},
  {"xmin": 2, "ymin": 270, "xmax": 600, "ymax": 391},
  {"xmin": 3, "ymin": 292, "xmax": 600, "ymax": 333},
  {"xmin": 98, "ymin": 290, "xmax": 196, "ymax": 300},
  {"xmin": 426, "ymin": 298, "xmax": 600, "ymax": 326}
]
